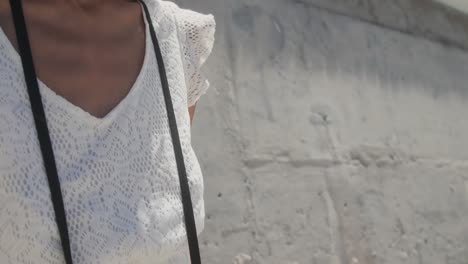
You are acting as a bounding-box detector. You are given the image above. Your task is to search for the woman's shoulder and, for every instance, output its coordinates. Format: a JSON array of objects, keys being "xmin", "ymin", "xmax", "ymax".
[
  {"xmin": 144, "ymin": 0, "xmax": 215, "ymax": 33},
  {"xmin": 144, "ymin": 0, "xmax": 217, "ymax": 106}
]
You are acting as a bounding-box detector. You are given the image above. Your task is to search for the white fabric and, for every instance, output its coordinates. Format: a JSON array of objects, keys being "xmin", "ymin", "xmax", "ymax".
[{"xmin": 0, "ymin": 0, "xmax": 215, "ymax": 263}]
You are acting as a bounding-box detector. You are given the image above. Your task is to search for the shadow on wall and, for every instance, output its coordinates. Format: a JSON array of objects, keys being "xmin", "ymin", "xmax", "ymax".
[{"xmin": 226, "ymin": 0, "xmax": 468, "ymax": 99}]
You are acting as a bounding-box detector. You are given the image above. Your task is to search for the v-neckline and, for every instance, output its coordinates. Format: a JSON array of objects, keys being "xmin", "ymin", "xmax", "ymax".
[{"xmin": 0, "ymin": 1, "xmax": 152, "ymax": 127}]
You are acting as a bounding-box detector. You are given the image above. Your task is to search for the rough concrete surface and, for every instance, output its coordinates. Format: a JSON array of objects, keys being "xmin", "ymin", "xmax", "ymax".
[
  {"xmin": 436, "ymin": 0, "xmax": 468, "ymax": 14},
  {"xmin": 290, "ymin": 0, "xmax": 468, "ymax": 51},
  {"xmin": 174, "ymin": 0, "xmax": 468, "ymax": 263}
]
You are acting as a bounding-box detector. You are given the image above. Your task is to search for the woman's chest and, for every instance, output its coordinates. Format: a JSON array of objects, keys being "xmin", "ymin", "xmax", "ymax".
[
  {"xmin": 0, "ymin": 1, "xmax": 149, "ymax": 119},
  {"xmin": 0, "ymin": 4, "xmax": 193, "ymax": 185},
  {"xmin": 0, "ymin": 32, "xmax": 201, "ymax": 264}
]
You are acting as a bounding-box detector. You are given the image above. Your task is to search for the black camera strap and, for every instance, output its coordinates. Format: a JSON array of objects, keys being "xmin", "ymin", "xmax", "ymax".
[{"xmin": 9, "ymin": 0, "xmax": 201, "ymax": 263}]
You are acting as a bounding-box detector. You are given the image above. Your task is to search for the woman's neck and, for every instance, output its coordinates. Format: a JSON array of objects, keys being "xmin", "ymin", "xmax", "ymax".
[
  {"xmin": 23, "ymin": 0, "xmax": 134, "ymax": 10},
  {"xmin": 69, "ymin": 0, "xmax": 130, "ymax": 8}
]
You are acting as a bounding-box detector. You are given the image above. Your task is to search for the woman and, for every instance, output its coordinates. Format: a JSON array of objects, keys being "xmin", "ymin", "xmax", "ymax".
[{"xmin": 0, "ymin": 0, "xmax": 216, "ymax": 263}]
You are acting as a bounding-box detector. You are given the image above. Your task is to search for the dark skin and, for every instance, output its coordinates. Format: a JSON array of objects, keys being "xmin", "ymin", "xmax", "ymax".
[{"xmin": 0, "ymin": 0, "xmax": 197, "ymax": 125}]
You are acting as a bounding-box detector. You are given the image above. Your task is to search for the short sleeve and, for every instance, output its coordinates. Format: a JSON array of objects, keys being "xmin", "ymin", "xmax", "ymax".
[{"xmin": 172, "ymin": 4, "xmax": 216, "ymax": 107}]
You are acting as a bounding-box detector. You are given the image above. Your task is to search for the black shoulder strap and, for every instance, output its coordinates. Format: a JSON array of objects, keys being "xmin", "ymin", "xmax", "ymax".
[
  {"xmin": 9, "ymin": 1, "xmax": 74, "ymax": 264},
  {"xmin": 10, "ymin": 0, "xmax": 201, "ymax": 263},
  {"xmin": 139, "ymin": 1, "xmax": 202, "ymax": 263}
]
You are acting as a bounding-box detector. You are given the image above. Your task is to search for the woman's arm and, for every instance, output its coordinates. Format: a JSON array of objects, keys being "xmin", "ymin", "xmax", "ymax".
[{"xmin": 189, "ymin": 103, "xmax": 197, "ymax": 126}]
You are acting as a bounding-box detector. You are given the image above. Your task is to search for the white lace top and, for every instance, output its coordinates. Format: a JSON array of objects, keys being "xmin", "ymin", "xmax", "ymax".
[{"xmin": 0, "ymin": 1, "xmax": 215, "ymax": 263}]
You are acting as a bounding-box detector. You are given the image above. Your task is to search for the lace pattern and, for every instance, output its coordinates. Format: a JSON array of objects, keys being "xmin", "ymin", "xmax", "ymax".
[{"xmin": 0, "ymin": 0, "xmax": 215, "ymax": 263}]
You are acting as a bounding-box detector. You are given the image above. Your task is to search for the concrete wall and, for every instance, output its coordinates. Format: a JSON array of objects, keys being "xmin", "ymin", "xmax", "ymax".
[
  {"xmin": 174, "ymin": 0, "xmax": 468, "ymax": 263},
  {"xmin": 435, "ymin": 0, "xmax": 468, "ymax": 14}
]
